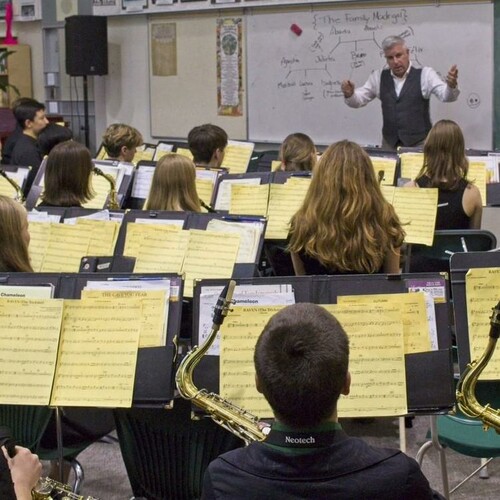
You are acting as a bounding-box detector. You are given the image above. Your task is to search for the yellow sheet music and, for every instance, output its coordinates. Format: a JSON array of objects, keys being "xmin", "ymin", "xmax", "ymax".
[
  {"xmin": 124, "ymin": 223, "xmax": 181, "ymax": 258},
  {"xmin": 181, "ymin": 229, "xmax": 240, "ymax": 298},
  {"xmin": 370, "ymin": 157, "xmax": 397, "ymax": 186},
  {"xmin": 41, "ymin": 224, "xmax": 93, "ymax": 272},
  {"xmin": 323, "ymin": 303, "xmax": 407, "ymax": 417},
  {"xmin": 0, "ymin": 176, "xmax": 18, "ymax": 198},
  {"xmin": 196, "ymin": 178, "xmax": 215, "ymax": 209},
  {"xmin": 220, "ymin": 305, "xmax": 283, "ymax": 418},
  {"xmin": 50, "ymin": 298, "xmax": 142, "ymax": 407},
  {"xmin": 134, "ymin": 229, "xmax": 190, "ymax": 273},
  {"xmin": 0, "ymin": 298, "xmax": 64, "ymax": 405},
  {"xmin": 271, "ymin": 160, "xmax": 282, "ymax": 172},
  {"xmin": 133, "ymin": 146, "xmax": 155, "ymax": 164},
  {"xmin": 176, "ymin": 148, "xmax": 194, "ymax": 160},
  {"xmin": 28, "ymin": 222, "xmax": 52, "ymax": 272},
  {"xmin": 83, "ymin": 170, "xmax": 117, "ymax": 209},
  {"xmin": 76, "ymin": 219, "xmax": 120, "ymax": 256},
  {"xmin": 230, "ymin": 184, "xmax": 269, "ymax": 216},
  {"xmin": 465, "ymin": 268, "xmax": 500, "ymax": 379},
  {"xmin": 266, "ymin": 178, "xmax": 311, "ymax": 240},
  {"xmin": 392, "ymin": 187, "xmax": 438, "ymax": 245},
  {"xmin": 468, "ymin": 162, "xmax": 487, "ymax": 207},
  {"xmin": 338, "ymin": 293, "xmax": 431, "ymax": 354},
  {"xmin": 399, "ymin": 152, "xmax": 424, "ymax": 180},
  {"xmin": 82, "ymin": 290, "xmax": 168, "ymax": 347},
  {"xmin": 380, "ymin": 185, "xmax": 396, "ymax": 204},
  {"xmin": 221, "ymin": 144, "xmax": 253, "ymax": 174}
]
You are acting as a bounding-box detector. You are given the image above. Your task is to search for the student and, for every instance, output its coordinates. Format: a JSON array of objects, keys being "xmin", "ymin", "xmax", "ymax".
[
  {"xmin": 38, "ymin": 141, "xmax": 94, "ymax": 208},
  {"xmin": 279, "ymin": 132, "xmax": 317, "ymax": 172},
  {"xmin": 37, "ymin": 123, "xmax": 73, "ymax": 156},
  {"xmin": 145, "ymin": 153, "xmax": 201, "ymax": 212},
  {"xmin": 1, "ymin": 446, "xmax": 42, "ymax": 500},
  {"xmin": 101, "ymin": 123, "xmax": 143, "ymax": 163},
  {"xmin": 404, "ymin": 119, "xmax": 482, "ymax": 229},
  {"xmin": 288, "ymin": 140, "xmax": 405, "ymax": 275},
  {"xmin": 10, "ymin": 99, "xmax": 48, "ymax": 194},
  {"xmin": 202, "ymin": 303, "xmax": 443, "ymax": 500},
  {"xmin": 0, "ymin": 195, "xmax": 32, "ymax": 272},
  {"xmin": 187, "ymin": 123, "xmax": 228, "ymax": 168},
  {"xmin": 1, "ymin": 97, "xmax": 40, "ymax": 166}
]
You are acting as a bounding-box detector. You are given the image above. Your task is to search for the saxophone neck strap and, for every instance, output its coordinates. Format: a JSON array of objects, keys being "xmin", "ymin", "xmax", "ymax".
[{"xmin": 264, "ymin": 424, "xmax": 344, "ymax": 449}]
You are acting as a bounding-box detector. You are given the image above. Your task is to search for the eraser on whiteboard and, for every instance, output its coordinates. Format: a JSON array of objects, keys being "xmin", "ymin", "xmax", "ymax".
[{"xmin": 290, "ymin": 24, "xmax": 302, "ymax": 36}]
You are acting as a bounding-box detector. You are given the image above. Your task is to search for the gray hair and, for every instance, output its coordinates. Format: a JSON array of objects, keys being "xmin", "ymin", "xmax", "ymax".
[{"xmin": 382, "ymin": 36, "xmax": 406, "ymax": 51}]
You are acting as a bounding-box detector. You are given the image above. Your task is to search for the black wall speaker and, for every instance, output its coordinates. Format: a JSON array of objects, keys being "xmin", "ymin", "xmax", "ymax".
[{"xmin": 65, "ymin": 16, "xmax": 108, "ymax": 76}]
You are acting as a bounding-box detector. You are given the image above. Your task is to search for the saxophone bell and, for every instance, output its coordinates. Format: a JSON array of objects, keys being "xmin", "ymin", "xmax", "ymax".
[
  {"xmin": 92, "ymin": 166, "xmax": 120, "ymax": 209},
  {"xmin": 0, "ymin": 168, "xmax": 25, "ymax": 203}
]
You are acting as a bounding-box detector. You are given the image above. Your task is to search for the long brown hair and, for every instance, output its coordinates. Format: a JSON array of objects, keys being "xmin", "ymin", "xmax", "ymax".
[
  {"xmin": 417, "ymin": 119, "xmax": 469, "ymax": 190},
  {"xmin": 288, "ymin": 140, "xmax": 405, "ymax": 273},
  {"xmin": 40, "ymin": 141, "xmax": 94, "ymax": 207},
  {"xmin": 145, "ymin": 154, "xmax": 201, "ymax": 212},
  {"xmin": 280, "ymin": 133, "xmax": 317, "ymax": 172},
  {"xmin": 0, "ymin": 195, "xmax": 33, "ymax": 272}
]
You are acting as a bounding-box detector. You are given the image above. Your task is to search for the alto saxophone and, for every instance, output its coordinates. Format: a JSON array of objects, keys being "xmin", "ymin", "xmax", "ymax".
[
  {"xmin": 456, "ymin": 301, "xmax": 500, "ymax": 432},
  {"xmin": 92, "ymin": 166, "xmax": 119, "ymax": 209},
  {"xmin": 32, "ymin": 477, "xmax": 99, "ymax": 499},
  {"xmin": 0, "ymin": 168, "xmax": 25, "ymax": 203},
  {"xmin": 175, "ymin": 280, "xmax": 269, "ymax": 445}
]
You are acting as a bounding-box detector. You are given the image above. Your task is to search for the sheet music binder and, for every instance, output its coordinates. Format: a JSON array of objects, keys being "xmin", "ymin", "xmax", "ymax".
[
  {"xmin": 191, "ymin": 274, "xmax": 455, "ymax": 414},
  {"xmin": 450, "ymin": 251, "xmax": 500, "ymax": 373},
  {"xmin": 0, "ymin": 272, "xmax": 183, "ymax": 406}
]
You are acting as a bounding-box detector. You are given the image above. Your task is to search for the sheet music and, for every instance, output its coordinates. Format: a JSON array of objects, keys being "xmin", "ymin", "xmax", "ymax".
[
  {"xmin": 266, "ymin": 178, "xmax": 311, "ymax": 240},
  {"xmin": 131, "ymin": 165, "xmax": 155, "ymax": 199},
  {"xmin": 230, "ymin": 184, "xmax": 270, "ymax": 216},
  {"xmin": 0, "ymin": 171, "xmax": 25, "ymax": 198},
  {"xmin": 323, "ymin": 303, "xmax": 407, "ymax": 417},
  {"xmin": 220, "ymin": 140, "xmax": 254, "ymax": 174},
  {"xmin": 135, "ymin": 218, "xmax": 185, "ymax": 227},
  {"xmin": 271, "ymin": 160, "xmax": 281, "ymax": 172},
  {"xmin": 82, "ymin": 289, "xmax": 169, "ymax": 347},
  {"xmin": 181, "ymin": 229, "xmax": 240, "ymax": 298},
  {"xmin": 153, "ymin": 142, "xmax": 174, "ymax": 161},
  {"xmin": 391, "ymin": 187, "xmax": 438, "ymax": 245},
  {"xmin": 465, "ymin": 267, "xmax": 500, "ymax": 379},
  {"xmin": 50, "ymin": 298, "xmax": 142, "ymax": 407},
  {"xmin": 196, "ymin": 178, "xmax": 215, "ymax": 209},
  {"xmin": 0, "ymin": 298, "xmax": 64, "ymax": 405},
  {"xmin": 199, "ymin": 284, "xmax": 295, "ymax": 356},
  {"xmin": 214, "ymin": 178, "xmax": 261, "ymax": 211},
  {"xmin": 123, "ymin": 223, "xmax": 181, "ymax": 257},
  {"xmin": 28, "ymin": 211, "xmax": 61, "ymax": 223},
  {"xmin": 380, "ymin": 185, "xmax": 396, "ymax": 204},
  {"xmin": 134, "ymin": 229, "xmax": 190, "ymax": 273},
  {"xmin": 175, "ymin": 148, "xmax": 194, "ymax": 160},
  {"xmin": 399, "ymin": 152, "xmax": 424, "ymax": 180},
  {"xmin": 75, "ymin": 219, "xmax": 120, "ymax": 256},
  {"xmin": 133, "ymin": 145, "xmax": 156, "ymax": 164},
  {"xmin": 467, "ymin": 160, "xmax": 487, "ymax": 206},
  {"xmin": 338, "ymin": 292, "xmax": 432, "ymax": 354},
  {"xmin": 206, "ymin": 219, "xmax": 264, "ymax": 263},
  {"xmin": 28, "ymin": 222, "xmax": 52, "ymax": 272},
  {"xmin": 40, "ymin": 224, "xmax": 93, "ymax": 272},
  {"xmin": 0, "ymin": 285, "xmax": 54, "ymax": 299},
  {"xmin": 370, "ymin": 157, "xmax": 397, "ymax": 186},
  {"xmin": 64, "ymin": 209, "xmax": 115, "ymax": 224}
]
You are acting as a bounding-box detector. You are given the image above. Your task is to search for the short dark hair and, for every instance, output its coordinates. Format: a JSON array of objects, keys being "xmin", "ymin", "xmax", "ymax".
[
  {"xmin": 38, "ymin": 123, "xmax": 73, "ymax": 156},
  {"xmin": 13, "ymin": 100, "xmax": 45, "ymax": 129},
  {"xmin": 254, "ymin": 303, "xmax": 349, "ymax": 429},
  {"xmin": 187, "ymin": 124, "xmax": 228, "ymax": 164}
]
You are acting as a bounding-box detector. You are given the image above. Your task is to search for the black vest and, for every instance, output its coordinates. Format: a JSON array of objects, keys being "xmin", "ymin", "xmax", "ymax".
[{"xmin": 380, "ymin": 67, "xmax": 431, "ymax": 148}]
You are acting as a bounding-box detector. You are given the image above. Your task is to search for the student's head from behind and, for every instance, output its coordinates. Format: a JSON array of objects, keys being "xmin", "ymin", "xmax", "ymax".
[
  {"xmin": 102, "ymin": 123, "xmax": 143, "ymax": 162},
  {"xmin": 254, "ymin": 303, "xmax": 350, "ymax": 429},
  {"xmin": 0, "ymin": 195, "xmax": 32, "ymax": 272},
  {"xmin": 41, "ymin": 141, "xmax": 94, "ymax": 207},
  {"xmin": 37, "ymin": 123, "xmax": 73, "ymax": 156},
  {"xmin": 187, "ymin": 124, "xmax": 228, "ymax": 167},
  {"xmin": 382, "ymin": 35, "xmax": 410, "ymax": 78},
  {"xmin": 421, "ymin": 119, "xmax": 468, "ymax": 189},
  {"xmin": 279, "ymin": 132, "xmax": 317, "ymax": 172},
  {"xmin": 145, "ymin": 153, "xmax": 201, "ymax": 212},
  {"xmin": 13, "ymin": 99, "xmax": 48, "ymax": 137}
]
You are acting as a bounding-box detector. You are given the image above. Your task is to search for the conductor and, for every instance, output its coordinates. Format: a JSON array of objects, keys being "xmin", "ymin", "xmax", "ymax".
[{"xmin": 341, "ymin": 35, "xmax": 459, "ymax": 150}]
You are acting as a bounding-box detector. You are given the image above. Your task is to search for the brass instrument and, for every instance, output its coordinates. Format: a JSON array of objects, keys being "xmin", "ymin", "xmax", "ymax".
[
  {"xmin": 32, "ymin": 477, "xmax": 99, "ymax": 499},
  {"xmin": 92, "ymin": 166, "xmax": 119, "ymax": 209},
  {"xmin": 175, "ymin": 280, "xmax": 269, "ymax": 445},
  {"xmin": 0, "ymin": 168, "xmax": 25, "ymax": 202},
  {"xmin": 456, "ymin": 301, "xmax": 500, "ymax": 432}
]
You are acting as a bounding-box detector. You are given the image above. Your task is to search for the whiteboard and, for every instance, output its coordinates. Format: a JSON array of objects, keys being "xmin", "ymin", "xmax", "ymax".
[{"xmin": 247, "ymin": 3, "xmax": 493, "ymax": 149}]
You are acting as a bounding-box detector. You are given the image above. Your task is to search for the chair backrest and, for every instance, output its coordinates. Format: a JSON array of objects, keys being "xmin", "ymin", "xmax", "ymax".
[
  {"xmin": 405, "ymin": 229, "xmax": 497, "ymax": 273},
  {"xmin": 114, "ymin": 399, "xmax": 244, "ymax": 500}
]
